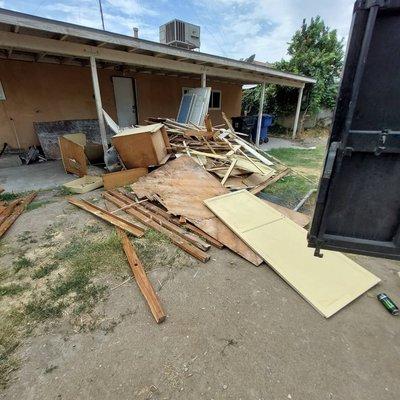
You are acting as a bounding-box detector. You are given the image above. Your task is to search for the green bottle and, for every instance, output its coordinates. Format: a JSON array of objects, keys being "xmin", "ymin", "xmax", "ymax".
[{"xmin": 377, "ymin": 293, "xmax": 399, "ymax": 316}]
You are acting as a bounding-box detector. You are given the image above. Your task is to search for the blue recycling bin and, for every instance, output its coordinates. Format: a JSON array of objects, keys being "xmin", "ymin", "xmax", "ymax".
[{"xmin": 251, "ymin": 114, "xmax": 273, "ymax": 143}]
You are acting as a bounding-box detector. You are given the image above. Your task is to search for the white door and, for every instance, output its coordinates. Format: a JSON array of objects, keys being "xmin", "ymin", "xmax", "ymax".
[{"xmin": 112, "ymin": 77, "xmax": 137, "ymax": 127}]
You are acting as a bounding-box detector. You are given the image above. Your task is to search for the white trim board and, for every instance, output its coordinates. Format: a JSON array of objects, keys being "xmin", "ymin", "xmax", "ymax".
[{"xmin": 204, "ymin": 190, "xmax": 380, "ymax": 318}]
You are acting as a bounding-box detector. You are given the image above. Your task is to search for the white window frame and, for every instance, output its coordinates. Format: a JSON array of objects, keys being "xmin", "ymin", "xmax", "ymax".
[{"xmin": 182, "ymin": 87, "xmax": 221, "ymax": 110}]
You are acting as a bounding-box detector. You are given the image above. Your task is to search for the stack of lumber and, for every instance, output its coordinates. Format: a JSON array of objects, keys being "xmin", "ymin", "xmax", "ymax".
[{"xmin": 0, "ymin": 192, "xmax": 37, "ymax": 238}]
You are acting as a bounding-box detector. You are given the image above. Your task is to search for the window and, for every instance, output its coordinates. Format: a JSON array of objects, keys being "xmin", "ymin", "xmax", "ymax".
[
  {"xmin": 209, "ymin": 90, "xmax": 221, "ymax": 110},
  {"xmin": 181, "ymin": 87, "xmax": 221, "ymax": 110},
  {"xmin": 0, "ymin": 81, "xmax": 5, "ymax": 101}
]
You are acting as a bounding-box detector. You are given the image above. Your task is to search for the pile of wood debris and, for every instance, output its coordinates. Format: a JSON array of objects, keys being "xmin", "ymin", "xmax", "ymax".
[
  {"xmin": 149, "ymin": 113, "xmax": 290, "ymax": 194},
  {"xmin": 0, "ymin": 192, "xmax": 36, "ymax": 238}
]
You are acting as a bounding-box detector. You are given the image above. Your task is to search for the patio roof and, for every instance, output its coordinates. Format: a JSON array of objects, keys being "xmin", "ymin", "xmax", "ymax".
[{"xmin": 0, "ymin": 8, "xmax": 315, "ymax": 88}]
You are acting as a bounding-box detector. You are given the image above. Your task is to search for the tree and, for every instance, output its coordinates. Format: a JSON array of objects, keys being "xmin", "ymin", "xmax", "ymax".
[{"xmin": 243, "ymin": 16, "xmax": 344, "ymax": 118}]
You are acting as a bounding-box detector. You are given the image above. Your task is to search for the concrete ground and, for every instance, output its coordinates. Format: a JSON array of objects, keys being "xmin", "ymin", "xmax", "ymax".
[
  {"xmin": 0, "ymin": 193, "xmax": 399, "ymax": 400},
  {"xmin": 0, "ymin": 160, "xmax": 72, "ymax": 192}
]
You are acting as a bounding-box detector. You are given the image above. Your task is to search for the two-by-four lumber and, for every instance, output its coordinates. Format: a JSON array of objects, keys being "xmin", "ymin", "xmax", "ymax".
[
  {"xmin": 249, "ymin": 168, "xmax": 290, "ymax": 195},
  {"xmin": 103, "ymin": 191, "xmax": 210, "ymax": 263},
  {"xmin": 0, "ymin": 193, "xmax": 37, "ymax": 238},
  {"xmin": 121, "ymin": 191, "xmax": 224, "ymax": 249},
  {"xmin": 68, "ymin": 197, "xmax": 145, "ymax": 237},
  {"xmin": 117, "ymin": 228, "xmax": 166, "ymax": 323},
  {"xmin": 131, "ymin": 197, "xmax": 224, "ymax": 249},
  {"xmin": 115, "ymin": 194, "xmax": 211, "ymax": 252},
  {"xmin": 0, "ymin": 198, "xmax": 22, "ymax": 225}
]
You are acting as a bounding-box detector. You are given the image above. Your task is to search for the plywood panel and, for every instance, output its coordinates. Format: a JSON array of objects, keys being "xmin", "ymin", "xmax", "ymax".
[
  {"xmin": 205, "ymin": 190, "xmax": 380, "ymax": 318},
  {"xmin": 131, "ymin": 156, "xmax": 263, "ymax": 266},
  {"xmin": 58, "ymin": 135, "xmax": 87, "ymax": 177}
]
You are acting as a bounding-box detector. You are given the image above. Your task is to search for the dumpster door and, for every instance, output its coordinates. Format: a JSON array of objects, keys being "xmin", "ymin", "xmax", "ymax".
[{"xmin": 308, "ymin": 0, "xmax": 400, "ymax": 260}]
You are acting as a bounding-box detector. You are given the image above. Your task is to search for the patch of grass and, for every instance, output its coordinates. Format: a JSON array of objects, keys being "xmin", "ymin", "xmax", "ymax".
[
  {"xmin": 266, "ymin": 145, "xmax": 325, "ymax": 171},
  {"xmin": 264, "ymin": 174, "xmax": 315, "ymax": 209},
  {"xmin": 24, "ymin": 296, "xmax": 66, "ymax": 321},
  {"xmin": 0, "ymin": 283, "xmax": 29, "ymax": 297},
  {"xmin": 26, "ymin": 199, "xmax": 53, "ymax": 212},
  {"xmin": 83, "ymin": 224, "xmax": 102, "ymax": 234},
  {"xmin": 31, "ymin": 263, "xmax": 59, "ymax": 280},
  {"xmin": 13, "ymin": 256, "xmax": 33, "ymax": 273},
  {"xmin": 0, "ymin": 312, "xmax": 24, "ymax": 389},
  {"xmin": 56, "ymin": 186, "xmax": 74, "ymax": 196},
  {"xmin": 0, "ymin": 192, "xmax": 23, "ymax": 202},
  {"xmin": 42, "ymin": 226, "xmax": 57, "ymax": 241}
]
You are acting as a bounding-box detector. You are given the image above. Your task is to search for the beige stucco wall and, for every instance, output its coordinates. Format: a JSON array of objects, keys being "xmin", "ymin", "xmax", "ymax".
[{"xmin": 0, "ymin": 59, "xmax": 242, "ymax": 149}]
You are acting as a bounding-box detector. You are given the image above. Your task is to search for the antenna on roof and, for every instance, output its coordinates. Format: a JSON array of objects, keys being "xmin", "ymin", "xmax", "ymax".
[{"xmin": 98, "ymin": 0, "xmax": 105, "ymax": 30}]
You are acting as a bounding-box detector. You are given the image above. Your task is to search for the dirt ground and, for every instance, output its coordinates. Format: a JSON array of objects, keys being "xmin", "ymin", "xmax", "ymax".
[{"xmin": 0, "ymin": 188, "xmax": 400, "ymax": 400}]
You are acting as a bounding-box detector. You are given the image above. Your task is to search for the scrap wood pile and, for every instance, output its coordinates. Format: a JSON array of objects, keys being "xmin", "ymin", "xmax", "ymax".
[
  {"xmin": 150, "ymin": 113, "xmax": 290, "ymax": 193},
  {"xmin": 0, "ymin": 192, "xmax": 36, "ymax": 238},
  {"xmin": 66, "ymin": 112, "xmax": 380, "ymax": 323}
]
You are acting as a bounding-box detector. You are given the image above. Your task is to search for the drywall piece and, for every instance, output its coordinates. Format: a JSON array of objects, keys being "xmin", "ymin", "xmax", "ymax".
[
  {"xmin": 112, "ymin": 123, "xmax": 170, "ymax": 168},
  {"xmin": 63, "ymin": 175, "xmax": 103, "ymax": 194},
  {"xmin": 205, "ymin": 190, "xmax": 381, "ymax": 318},
  {"xmin": 131, "ymin": 156, "xmax": 263, "ymax": 266},
  {"xmin": 103, "ymin": 168, "xmax": 148, "ymax": 190},
  {"xmin": 59, "ymin": 133, "xmax": 88, "ymax": 177}
]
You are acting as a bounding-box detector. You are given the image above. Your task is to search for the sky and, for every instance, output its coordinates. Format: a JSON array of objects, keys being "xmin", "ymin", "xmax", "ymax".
[{"xmin": 0, "ymin": 0, "xmax": 355, "ymax": 62}]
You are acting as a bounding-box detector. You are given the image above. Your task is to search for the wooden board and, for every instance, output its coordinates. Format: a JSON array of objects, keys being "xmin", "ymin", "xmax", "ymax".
[
  {"xmin": 0, "ymin": 193, "xmax": 36, "ymax": 238},
  {"xmin": 68, "ymin": 197, "xmax": 145, "ymax": 237},
  {"xmin": 103, "ymin": 168, "xmax": 148, "ymax": 190},
  {"xmin": 131, "ymin": 156, "xmax": 263, "ymax": 266},
  {"xmin": 63, "ymin": 175, "xmax": 103, "ymax": 194},
  {"xmin": 104, "ymin": 191, "xmax": 210, "ymax": 263},
  {"xmin": 205, "ymin": 190, "xmax": 381, "ymax": 318},
  {"xmin": 59, "ymin": 134, "xmax": 87, "ymax": 177},
  {"xmin": 118, "ymin": 229, "xmax": 166, "ymax": 323}
]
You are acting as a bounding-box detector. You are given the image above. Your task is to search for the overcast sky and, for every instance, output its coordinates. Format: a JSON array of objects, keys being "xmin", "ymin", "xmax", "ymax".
[{"xmin": 1, "ymin": 0, "xmax": 355, "ymax": 62}]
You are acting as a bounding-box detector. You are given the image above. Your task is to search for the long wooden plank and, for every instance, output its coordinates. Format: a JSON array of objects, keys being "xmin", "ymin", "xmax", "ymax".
[
  {"xmin": 118, "ymin": 229, "xmax": 166, "ymax": 323},
  {"xmin": 136, "ymin": 199, "xmax": 224, "ymax": 249},
  {"xmin": 131, "ymin": 156, "xmax": 262, "ymax": 266},
  {"xmin": 103, "ymin": 192, "xmax": 210, "ymax": 263},
  {"xmin": 109, "ymin": 190, "xmax": 210, "ymax": 252},
  {"xmin": 205, "ymin": 190, "xmax": 381, "ymax": 318},
  {"xmin": 68, "ymin": 197, "xmax": 145, "ymax": 237},
  {"xmin": 0, "ymin": 193, "xmax": 36, "ymax": 238},
  {"xmin": 249, "ymin": 168, "xmax": 290, "ymax": 195}
]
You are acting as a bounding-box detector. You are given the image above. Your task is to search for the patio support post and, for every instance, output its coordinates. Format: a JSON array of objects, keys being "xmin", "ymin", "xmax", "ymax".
[
  {"xmin": 201, "ymin": 72, "xmax": 206, "ymax": 87},
  {"xmin": 255, "ymin": 82, "xmax": 266, "ymax": 147},
  {"xmin": 89, "ymin": 55, "xmax": 108, "ymax": 155},
  {"xmin": 292, "ymin": 85, "xmax": 304, "ymax": 140}
]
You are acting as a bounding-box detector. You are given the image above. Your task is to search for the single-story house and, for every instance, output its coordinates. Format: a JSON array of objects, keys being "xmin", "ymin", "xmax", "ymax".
[{"xmin": 0, "ymin": 8, "xmax": 315, "ymax": 152}]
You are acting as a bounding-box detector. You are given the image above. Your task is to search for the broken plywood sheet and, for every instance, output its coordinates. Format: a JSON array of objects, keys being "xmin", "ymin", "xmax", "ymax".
[
  {"xmin": 204, "ymin": 190, "xmax": 380, "ymax": 318},
  {"xmin": 131, "ymin": 156, "xmax": 263, "ymax": 266}
]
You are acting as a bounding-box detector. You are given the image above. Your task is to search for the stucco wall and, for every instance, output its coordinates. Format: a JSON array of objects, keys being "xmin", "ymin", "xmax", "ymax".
[{"xmin": 0, "ymin": 59, "xmax": 242, "ymax": 149}]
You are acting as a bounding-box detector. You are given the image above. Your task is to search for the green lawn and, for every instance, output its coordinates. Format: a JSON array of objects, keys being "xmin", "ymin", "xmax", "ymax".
[{"xmin": 263, "ymin": 145, "xmax": 326, "ymax": 210}]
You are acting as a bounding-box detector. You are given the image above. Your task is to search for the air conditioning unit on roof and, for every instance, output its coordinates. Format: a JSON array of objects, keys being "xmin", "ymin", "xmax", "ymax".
[{"xmin": 159, "ymin": 19, "xmax": 200, "ymax": 50}]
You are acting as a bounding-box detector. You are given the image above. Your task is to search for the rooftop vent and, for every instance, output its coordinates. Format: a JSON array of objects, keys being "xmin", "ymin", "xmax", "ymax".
[{"xmin": 159, "ymin": 19, "xmax": 200, "ymax": 50}]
